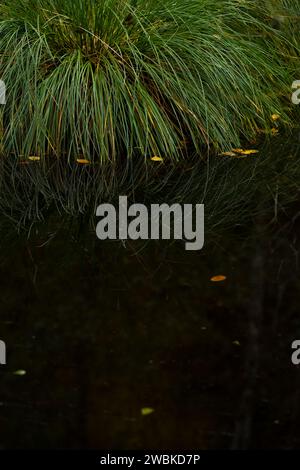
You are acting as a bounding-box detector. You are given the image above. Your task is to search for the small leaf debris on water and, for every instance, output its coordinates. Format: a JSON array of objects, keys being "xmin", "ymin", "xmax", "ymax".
[
  {"xmin": 151, "ymin": 156, "xmax": 163, "ymax": 162},
  {"xmin": 28, "ymin": 156, "xmax": 40, "ymax": 161},
  {"xmin": 232, "ymin": 148, "xmax": 259, "ymax": 155},
  {"xmin": 141, "ymin": 407, "xmax": 155, "ymax": 416},
  {"xmin": 219, "ymin": 149, "xmax": 258, "ymax": 158},
  {"xmin": 218, "ymin": 151, "xmax": 237, "ymax": 157},
  {"xmin": 210, "ymin": 275, "xmax": 227, "ymax": 282},
  {"xmin": 231, "ymin": 148, "xmax": 246, "ymax": 154},
  {"xmin": 13, "ymin": 369, "xmax": 26, "ymax": 376}
]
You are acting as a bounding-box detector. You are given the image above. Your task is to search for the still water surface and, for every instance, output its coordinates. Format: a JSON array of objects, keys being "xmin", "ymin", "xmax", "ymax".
[{"xmin": 0, "ymin": 140, "xmax": 300, "ymax": 449}]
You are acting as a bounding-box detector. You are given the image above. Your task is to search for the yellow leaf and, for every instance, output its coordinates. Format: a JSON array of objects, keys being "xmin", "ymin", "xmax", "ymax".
[
  {"xmin": 210, "ymin": 275, "xmax": 227, "ymax": 282},
  {"xmin": 271, "ymin": 128, "xmax": 279, "ymax": 135},
  {"xmin": 141, "ymin": 407, "xmax": 155, "ymax": 416},
  {"xmin": 219, "ymin": 151, "xmax": 238, "ymax": 157},
  {"xmin": 232, "ymin": 148, "xmax": 259, "ymax": 155},
  {"xmin": 240, "ymin": 149, "xmax": 259, "ymax": 155},
  {"xmin": 28, "ymin": 156, "xmax": 40, "ymax": 161},
  {"xmin": 13, "ymin": 370, "xmax": 26, "ymax": 376},
  {"xmin": 151, "ymin": 156, "xmax": 163, "ymax": 162},
  {"xmin": 271, "ymin": 114, "xmax": 280, "ymax": 121},
  {"xmin": 76, "ymin": 158, "xmax": 91, "ymax": 164}
]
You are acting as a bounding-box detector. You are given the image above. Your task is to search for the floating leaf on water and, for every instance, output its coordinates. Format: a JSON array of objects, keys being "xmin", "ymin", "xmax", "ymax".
[
  {"xmin": 210, "ymin": 275, "xmax": 227, "ymax": 282},
  {"xmin": 232, "ymin": 148, "xmax": 259, "ymax": 155},
  {"xmin": 13, "ymin": 370, "xmax": 26, "ymax": 376},
  {"xmin": 28, "ymin": 156, "xmax": 40, "ymax": 161},
  {"xmin": 220, "ymin": 149, "xmax": 258, "ymax": 158},
  {"xmin": 240, "ymin": 149, "xmax": 259, "ymax": 155},
  {"xmin": 151, "ymin": 156, "xmax": 163, "ymax": 162},
  {"xmin": 141, "ymin": 407, "xmax": 155, "ymax": 416},
  {"xmin": 218, "ymin": 151, "xmax": 237, "ymax": 157}
]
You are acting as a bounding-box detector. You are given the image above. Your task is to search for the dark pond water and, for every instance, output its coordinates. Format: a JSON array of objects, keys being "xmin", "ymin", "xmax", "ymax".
[{"xmin": 0, "ymin": 139, "xmax": 300, "ymax": 450}]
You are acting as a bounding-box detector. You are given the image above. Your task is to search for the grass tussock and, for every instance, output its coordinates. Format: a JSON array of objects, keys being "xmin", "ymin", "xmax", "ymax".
[{"xmin": 0, "ymin": 0, "xmax": 297, "ymax": 162}]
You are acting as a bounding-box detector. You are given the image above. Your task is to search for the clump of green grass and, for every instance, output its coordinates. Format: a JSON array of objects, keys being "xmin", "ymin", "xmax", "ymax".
[
  {"xmin": 262, "ymin": 0, "xmax": 300, "ymax": 62},
  {"xmin": 0, "ymin": 0, "xmax": 295, "ymax": 162}
]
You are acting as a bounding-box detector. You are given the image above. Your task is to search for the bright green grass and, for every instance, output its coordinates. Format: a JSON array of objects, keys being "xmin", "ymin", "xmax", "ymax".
[{"xmin": 0, "ymin": 0, "xmax": 296, "ymax": 162}]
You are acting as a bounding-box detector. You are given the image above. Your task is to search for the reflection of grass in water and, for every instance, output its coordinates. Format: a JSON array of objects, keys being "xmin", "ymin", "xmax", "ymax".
[
  {"xmin": 0, "ymin": 134, "xmax": 300, "ymax": 238},
  {"xmin": 0, "ymin": 0, "xmax": 296, "ymax": 161}
]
